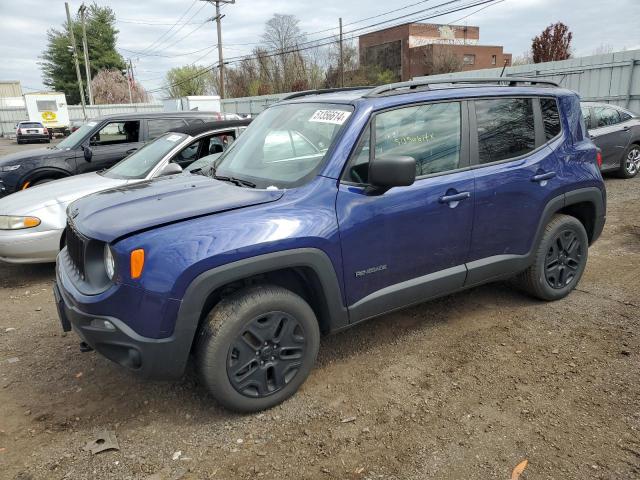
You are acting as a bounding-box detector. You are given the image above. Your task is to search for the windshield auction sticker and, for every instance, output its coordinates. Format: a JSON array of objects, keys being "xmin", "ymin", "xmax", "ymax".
[
  {"xmin": 309, "ymin": 110, "xmax": 352, "ymax": 125},
  {"xmin": 166, "ymin": 134, "xmax": 182, "ymax": 142}
]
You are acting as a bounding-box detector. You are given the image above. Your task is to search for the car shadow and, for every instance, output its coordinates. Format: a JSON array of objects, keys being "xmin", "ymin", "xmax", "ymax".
[
  {"xmin": 0, "ymin": 262, "xmax": 56, "ymax": 288},
  {"xmin": 12, "ymin": 280, "xmax": 542, "ymax": 428}
]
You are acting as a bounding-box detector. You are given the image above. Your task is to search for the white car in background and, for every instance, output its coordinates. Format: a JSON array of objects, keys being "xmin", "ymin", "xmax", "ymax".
[
  {"xmin": 0, "ymin": 120, "xmax": 250, "ymax": 263},
  {"xmin": 16, "ymin": 121, "xmax": 51, "ymax": 144}
]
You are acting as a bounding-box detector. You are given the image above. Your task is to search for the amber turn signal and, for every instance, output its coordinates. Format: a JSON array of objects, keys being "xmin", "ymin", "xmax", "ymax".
[{"xmin": 130, "ymin": 249, "xmax": 145, "ymax": 279}]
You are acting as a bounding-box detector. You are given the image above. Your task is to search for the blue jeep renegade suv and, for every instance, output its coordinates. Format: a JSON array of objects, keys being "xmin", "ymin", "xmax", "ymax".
[{"xmin": 54, "ymin": 78, "xmax": 606, "ymax": 412}]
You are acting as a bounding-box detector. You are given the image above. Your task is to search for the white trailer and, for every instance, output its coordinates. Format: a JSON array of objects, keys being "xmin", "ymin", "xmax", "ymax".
[{"xmin": 24, "ymin": 92, "xmax": 70, "ymax": 135}]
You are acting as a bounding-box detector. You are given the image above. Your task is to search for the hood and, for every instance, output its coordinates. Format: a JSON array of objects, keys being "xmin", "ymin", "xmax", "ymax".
[
  {"xmin": 70, "ymin": 174, "xmax": 285, "ymax": 242},
  {"xmin": 0, "ymin": 147, "xmax": 64, "ymax": 165},
  {"xmin": 0, "ymin": 172, "xmax": 126, "ymax": 216}
]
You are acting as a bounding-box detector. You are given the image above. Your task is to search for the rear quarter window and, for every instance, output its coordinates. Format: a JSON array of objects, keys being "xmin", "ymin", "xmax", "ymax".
[{"xmin": 540, "ymin": 98, "xmax": 562, "ymax": 140}]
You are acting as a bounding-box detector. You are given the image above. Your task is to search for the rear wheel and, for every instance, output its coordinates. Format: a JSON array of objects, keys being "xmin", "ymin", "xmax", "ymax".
[
  {"xmin": 618, "ymin": 144, "xmax": 640, "ymax": 178},
  {"xmin": 196, "ymin": 284, "xmax": 320, "ymax": 412},
  {"xmin": 516, "ymin": 214, "xmax": 589, "ymax": 301}
]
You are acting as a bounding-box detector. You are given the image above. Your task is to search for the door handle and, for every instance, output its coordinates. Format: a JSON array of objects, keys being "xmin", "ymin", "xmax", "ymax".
[
  {"xmin": 439, "ymin": 191, "xmax": 471, "ymax": 204},
  {"xmin": 531, "ymin": 171, "xmax": 556, "ymax": 183},
  {"xmin": 622, "ymin": 126, "xmax": 630, "ymax": 131},
  {"xmin": 126, "ymin": 148, "xmax": 138, "ymax": 154}
]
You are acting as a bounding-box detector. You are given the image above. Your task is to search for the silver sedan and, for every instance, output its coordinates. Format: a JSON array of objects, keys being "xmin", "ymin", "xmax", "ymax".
[{"xmin": 0, "ymin": 123, "xmax": 246, "ymax": 263}]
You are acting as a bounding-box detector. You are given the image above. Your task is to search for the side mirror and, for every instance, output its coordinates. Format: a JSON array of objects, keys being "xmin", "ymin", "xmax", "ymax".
[
  {"xmin": 83, "ymin": 145, "xmax": 92, "ymax": 162},
  {"xmin": 367, "ymin": 155, "xmax": 416, "ymax": 194},
  {"xmin": 159, "ymin": 162, "xmax": 183, "ymax": 177}
]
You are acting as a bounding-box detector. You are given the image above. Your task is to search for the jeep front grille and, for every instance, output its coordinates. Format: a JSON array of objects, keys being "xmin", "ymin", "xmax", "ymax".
[{"xmin": 65, "ymin": 223, "xmax": 86, "ymax": 279}]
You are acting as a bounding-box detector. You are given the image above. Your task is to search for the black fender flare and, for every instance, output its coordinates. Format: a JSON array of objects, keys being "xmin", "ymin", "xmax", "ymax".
[
  {"xmin": 20, "ymin": 167, "xmax": 72, "ymax": 188},
  {"xmin": 166, "ymin": 248, "xmax": 348, "ymax": 378}
]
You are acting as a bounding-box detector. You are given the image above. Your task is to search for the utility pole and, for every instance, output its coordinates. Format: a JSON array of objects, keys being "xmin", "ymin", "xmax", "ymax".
[
  {"xmin": 339, "ymin": 18, "xmax": 344, "ymax": 88},
  {"xmin": 201, "ymin": 0, "xmax": 235, "ymax": 99},
  {"xmin": 65, "ymin": 2, "xmax": 87, "ymax": 119},
  {"xmin": 79, "ymin": 3, "xmax": 93, "ymax": 105},
  {"xmin": 126, "ymin": 59, "xmax": 134, "ymax": 104}
]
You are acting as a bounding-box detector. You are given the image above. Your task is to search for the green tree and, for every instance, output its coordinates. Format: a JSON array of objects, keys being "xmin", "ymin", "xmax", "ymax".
[
  {"xmin": 163, "ymin": 65, "xmax": 214, "ymax": 98},
  {"xmin": 39, "ymin": 4, "xmax": 125, "ymax": 104}
]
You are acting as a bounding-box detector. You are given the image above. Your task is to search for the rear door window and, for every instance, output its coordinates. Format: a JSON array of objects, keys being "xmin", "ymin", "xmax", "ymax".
[
  {"xmin": 593, "ymin": 106, "xmax": 620, "ymax": 128},
  {"xmin": 581, "ymin": 107, "xmax": 593, "ymax": 130},
  {"xmin": 540, "ymin": 98, "xmax": 562, "ymax": 140},
  {"xmin": 90, "ymin": 121, "xmax": 141, "ymax": 146},
  {"xmin": 147, "ymin": 118, "xmax": 188, "ymax": 139},
  {"xmin": 475, "ymin": 98, "xmax": 535, "ymax": 164}
]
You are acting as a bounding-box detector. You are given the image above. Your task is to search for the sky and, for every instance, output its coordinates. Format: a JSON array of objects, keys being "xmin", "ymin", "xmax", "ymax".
[{"xmin": 1, "ymin": 0, "xmax": 639, "ymax": 99}]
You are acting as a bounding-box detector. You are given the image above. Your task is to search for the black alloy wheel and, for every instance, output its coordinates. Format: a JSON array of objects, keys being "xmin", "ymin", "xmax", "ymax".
[
  {"xmin": 544, "ymin": 229, "xmax": 584, "ymax": 289},
  {"xmin": 227, "ymin": 311, "xmax": 306, "ymax": 398}
]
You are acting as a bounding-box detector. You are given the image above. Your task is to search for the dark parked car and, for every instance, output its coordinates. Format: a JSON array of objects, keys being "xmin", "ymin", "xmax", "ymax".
[
  {"xmin": 0, "ymin": 111, "xmax": 229, "ymax": 197},
  {"xmin": 55, "ymin": 78, "xmax": 605, "ymax": 412},
  {"xmin": 581, "ymin": 102, "xmax": 640, "ymax": 178}
]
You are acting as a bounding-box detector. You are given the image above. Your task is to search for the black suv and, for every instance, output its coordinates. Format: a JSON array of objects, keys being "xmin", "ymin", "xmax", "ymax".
[{"xmin": 0, "ymin": 111, "xmax": 228, "ymax": 197}]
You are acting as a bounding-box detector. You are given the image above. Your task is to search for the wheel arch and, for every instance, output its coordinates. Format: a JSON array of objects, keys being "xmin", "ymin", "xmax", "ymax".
[
  {"xmin": 560, "ymin": 187, "xmax": 606, "ymax": 245},
  {"xmin": 170, "ymin": 248, "xmax": 348, "ymax": 370},
  {"xmin": 19, "ymin": 167, "xmax": 72, "ymax": 189}
]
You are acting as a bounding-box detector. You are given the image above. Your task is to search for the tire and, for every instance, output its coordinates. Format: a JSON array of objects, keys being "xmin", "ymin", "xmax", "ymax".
[
  {"xmin": 195, "ymin": 284, "xmax": 320, "ymax": 412},
  {"xmin": 31, "ymin": 178, "xmax": 55, "ymax": 186},
  {"xmin": 516, "ymin": 214, "xmax": 589, "ymax": 301},
  {"xmin": 618, "ymin": 144, "xmax": 640, "ymax": 179}
]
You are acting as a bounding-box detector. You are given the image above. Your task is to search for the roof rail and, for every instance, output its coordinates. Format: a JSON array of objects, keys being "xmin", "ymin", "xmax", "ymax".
[
  {"xmin": 363, "ymin": 77, "xmax": 560, "ymax": 97},
  {"xmin": 282, "ymin": 86, "xmax": 372, "ymax": 100}
]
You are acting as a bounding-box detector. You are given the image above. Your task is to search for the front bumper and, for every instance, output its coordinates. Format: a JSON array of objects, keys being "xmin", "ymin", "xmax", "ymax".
[
  {"xmin": 0, "ymin": 228, "xmax": 62, "ymax": 263},
  {"xmin": 54, "ymin": 259, "xmax": 191, "ymax": 379}
]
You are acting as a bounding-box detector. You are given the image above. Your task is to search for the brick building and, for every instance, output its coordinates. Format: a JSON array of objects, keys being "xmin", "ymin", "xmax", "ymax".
[{"xmin": 359, "ymin": 23, "xmax": 512, "ymax": 81}]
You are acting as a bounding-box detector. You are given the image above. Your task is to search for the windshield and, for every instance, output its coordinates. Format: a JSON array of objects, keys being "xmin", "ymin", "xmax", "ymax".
[
  {"xmin": 104, "ymin": 132, "xmax": 188, "ymax": 179},
  {"xmin": 56, "ymin": 122, "xmax": 96, "ymax": 150},
  {"xmin": 213, "ymin": 103, "xmax": 353, "ymax": 188}
]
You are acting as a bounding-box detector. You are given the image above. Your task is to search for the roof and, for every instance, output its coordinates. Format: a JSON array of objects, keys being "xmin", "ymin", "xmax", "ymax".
[
  {"xmin": 279, "ymin": 79, "xmax": 574, "ymax": 110},
  {"xmin": 94, "ymin": 110, "xmax": 227, "ymax": 121},
  {"xmin": 170, "ymin": 118, "xmax": 252, "ymax": 136}
]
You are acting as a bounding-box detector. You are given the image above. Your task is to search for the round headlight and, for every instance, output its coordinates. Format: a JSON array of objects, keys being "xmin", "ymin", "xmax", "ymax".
[
  {"xmin": 104, "ymin": 244, "xmax": 115, "ymax": 280},
  {"xmin": 0, "ymin": 215, "xmax": 41, "ymax": 230}
]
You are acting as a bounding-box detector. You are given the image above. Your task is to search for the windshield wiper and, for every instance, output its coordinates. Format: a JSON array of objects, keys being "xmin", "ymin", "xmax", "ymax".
[{"xmin": 212, "ymin": 173, "xmax": 256, "ymax": 188}]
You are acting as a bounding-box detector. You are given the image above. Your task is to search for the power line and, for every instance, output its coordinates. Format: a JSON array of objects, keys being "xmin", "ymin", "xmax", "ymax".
[
  {"xmin": 145, "ymin": 0, "xmax": 503, "ymax": 94},
  {"xmin": 119, "ymin": 44, "xmax": 217, "ymax": 58},
  {"xmin": 137, "ymin": 0, "xmax": 203, "ymax": 55}
]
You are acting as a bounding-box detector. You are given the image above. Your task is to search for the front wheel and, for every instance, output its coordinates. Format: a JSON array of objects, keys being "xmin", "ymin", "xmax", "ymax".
[
  {"xmin": 618, "ymin": 144, "xmax": 640, "ymax": 178},
  {"xmin": 516, "ymin": 214, "xmax": 589, "ymax": 301},
  {"xmin": 195, "ymin": 284, "xmax": 320, "ymax": 412}
]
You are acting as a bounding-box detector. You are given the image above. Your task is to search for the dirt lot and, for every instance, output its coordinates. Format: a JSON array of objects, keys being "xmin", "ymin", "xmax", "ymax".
[{"xmin": 0, "ymin": 137, "xmax": 639, "ymax": 479}]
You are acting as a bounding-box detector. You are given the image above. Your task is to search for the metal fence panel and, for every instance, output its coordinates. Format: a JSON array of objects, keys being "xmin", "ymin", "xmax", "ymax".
[
  {"xmin": 0, "ymin": 103, "xmax": 164, "ymax": 137},
  {"xmin": 0, "ymin": 107, "xmax": 28, "ymax": 137},
  {"xmin": 413, "ymin": 49, "xmax": 640, "ymax": 112},
  {"xmin": 221, "ymin": 94, "xmax": 289, "ymax": 115},
  {"xmin": 67, "ymin": 103, "xmax": 163, "ymax": 122}
]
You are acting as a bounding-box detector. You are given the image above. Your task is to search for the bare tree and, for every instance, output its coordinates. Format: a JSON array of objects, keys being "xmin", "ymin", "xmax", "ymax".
[
  {"xmin": 91, "ymin": 69, "xmax": 148, "ymax": 104},
  {"xmin": 422, "ymin": 47, "xmax": 464, "ymax": 75},
  {"xmin": 591, "ymin": 43, "xmax": 614, "ymax": 56},
  {"xmin": 511, "ymin": 51, "xmax": 533, "ymax": 66},
  {"xmin": 262, "ymin": 14, "xmax": 308, "ymax": 92},
  {"xmin": 532, "ymin": 22, "xmax": 573, "ymax": 63}
]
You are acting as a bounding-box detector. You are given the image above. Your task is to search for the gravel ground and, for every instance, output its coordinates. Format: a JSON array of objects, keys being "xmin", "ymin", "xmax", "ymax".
[{"xmin": 0, "ymin": 138, "xmax": 639, "ymax": 479}]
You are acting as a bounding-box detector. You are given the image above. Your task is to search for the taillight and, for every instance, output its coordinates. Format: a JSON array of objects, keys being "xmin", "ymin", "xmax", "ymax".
[
  {"xmin": 17, "ymin": 128, "xmax": 22, "ymax": 134},
  {"xmin": 43, "ymin": 128, "xmax": 48, "ymax": 134},
  {"xmin": 596, "ymin": 151, "xmax": 603, "ymax": 168}
]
